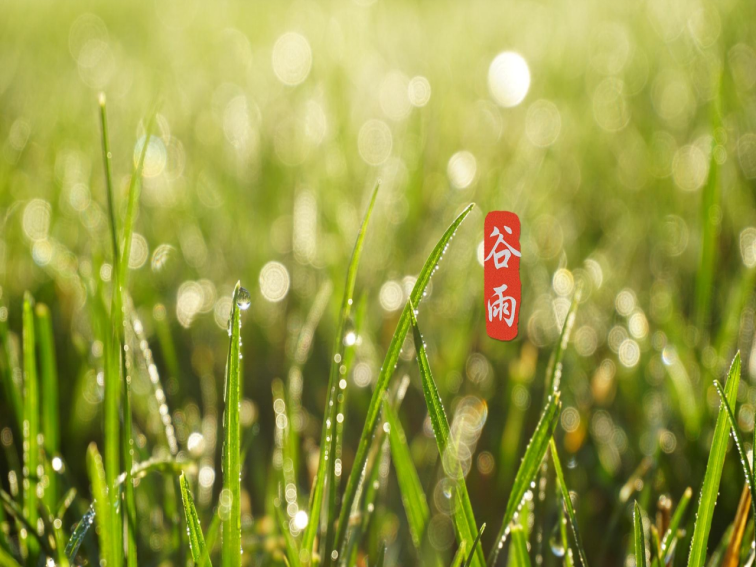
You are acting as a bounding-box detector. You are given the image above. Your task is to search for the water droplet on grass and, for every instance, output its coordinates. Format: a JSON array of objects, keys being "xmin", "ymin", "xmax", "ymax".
[{"xmin": 236, "ymin": 287, "xmax": 252, "ymax": 310}]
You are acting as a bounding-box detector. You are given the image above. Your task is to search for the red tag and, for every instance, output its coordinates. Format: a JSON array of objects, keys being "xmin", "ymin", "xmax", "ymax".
[{"xmin": 484, "ymin": 211, "xmax": 521, "ymax": 341}]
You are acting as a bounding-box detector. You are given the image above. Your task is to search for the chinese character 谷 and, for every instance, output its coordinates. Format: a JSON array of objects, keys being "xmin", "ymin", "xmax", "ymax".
[
  {"xmin": 487, "ymin": 283, "xmax": 517, "ymax": 327},
  {"xmin": 485, "ymin": 225, "xmax": 521, "ymax": 270}
]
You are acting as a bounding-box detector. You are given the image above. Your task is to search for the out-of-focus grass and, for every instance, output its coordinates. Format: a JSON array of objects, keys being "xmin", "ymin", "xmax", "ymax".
[{"xmin": 2, "ymin": 0, "xmax": 756, "ymax": 565}]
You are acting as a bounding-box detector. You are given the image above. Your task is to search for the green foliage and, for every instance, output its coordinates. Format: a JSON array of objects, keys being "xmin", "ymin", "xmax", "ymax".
[
  {"xmin": 633, "ymin": 501, "xmax": 647, "ymax": 567},
  {"xmin": 180, "ymin": 472, "xmax": 212, "ymax": 567},
  {"xmin": 688, "ymin": 353, "xmax": 741, "ymax": 567}
]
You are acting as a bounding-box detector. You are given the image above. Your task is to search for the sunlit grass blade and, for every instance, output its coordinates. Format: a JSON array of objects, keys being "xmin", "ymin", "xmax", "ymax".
[
  {"xmin": 65, "ymin": 507, "xmax": 95, "ymax": 564},
  {"xmin": 464, "ymin": 524, "xmax": 485, "ymax": 567},
  {"xmin": 550, "ymin": 439, "xmax": 589, "ymax": 567},
  {"xmin": 722, "ymin": 484, "xmax": 751, "ymax": 567},
  {"xmin": 87, "ymin": 443, "xmax": 113, "ymax": 567},
  {"xmin": 276, "ymin": 501, "xmax": 301, "ymax": 567},
  {"xmin": 660, "ymin": 487, "xmax": 692, "ymax": 562},
  {"xmin": 557, "ymin": 505, "xmax": 575, "ymax": 567},
  {"xmin": 21, "ymin": 292, "xmax": 39, "ymax": 564},
  {"xmin": 0, "ymin": 545, "xmax": 21, "ymax": 567},
  {"xmin": 118, "ymin": 110, "xmax": 156, "ymax": 290},
  {"xmin": 302, "ymin": 185, "xmax": 379, "ymax": 564},
  {"xmin": 0, "ymin": 314, "xmax": 23, "ymax": 434},
  {"xmin": 488, "ymin": 395, "xmax": 561, "ymax": 566},
  {"xmin": 688, "ymin": 352, "xmax": 741, "ymax": 567},
  {"xmin": 333, "ymin": 203, "xmax": 475, "ymax": 564},
  {"xmin": 303, "ymin": 183, "xmax": 379, "ymax": 562},
  {"xmin": 409, "ymin": 307, "xmax": 484, "ymax": 567},
  {"xmin": 382, "ymin": 400, "xmax": 430, "ymax": 553},
  {"xmin": 634, "ymin": 501, "xmax": 647, "ymax": 567},
  {"xmin": 543, "ymin": 284, "xmax": 581, "ymax": 397},
  {"xmin": 508, "ymin": 525, "xmax": 530, "ymax": 567},
  {"xmin": 222, "ymin": 282, "xmax": 243, "ymax": 567},
  {"xmin": 713, "ymin": 379, "xmax": 756, "ymax": 530},
  {"xmin": 180, "ymin": 472, "xmax": 212, "ymax": 567},
  {"xmin": 35, "ymin": 303, "xmax": 59, "ymax": 512}
]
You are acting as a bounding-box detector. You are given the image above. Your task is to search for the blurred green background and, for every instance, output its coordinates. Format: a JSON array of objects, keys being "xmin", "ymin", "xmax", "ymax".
[{"xmin": 2, "ymin": 0, "xmax": 756, "ymax": 564}]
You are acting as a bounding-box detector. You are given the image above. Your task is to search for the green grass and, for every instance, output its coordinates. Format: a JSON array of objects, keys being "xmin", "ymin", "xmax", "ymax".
[{"xmin": 5, "ymin": 3, "xmax": 756, "ymax": 565}]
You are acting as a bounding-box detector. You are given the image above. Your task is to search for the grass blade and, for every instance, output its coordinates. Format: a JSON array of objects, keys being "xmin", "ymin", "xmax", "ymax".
[
  {"xmin": 35, "ymin": 303, "xmax": 59, "ymax": 512},
  {"xmin": 713, "ymin": 379, "xmax": 756, "ymax": 530},
  {"xmin": 373, "ymin": 542, "xmax": 386, "ymax": 567},
  {"xmin": 722, "ymin": 484, "xmax": 751, "ymax": 567},
  {"xmin": 276, "ymin": 501, "xmax": 301, "ymax": 567},
  {"xmin": 118, "ymin": 110, "xmax": 156, "ymax": 290},
  {"xmin": 21, "ymin": 292, "xmax": 39, "ymax": 564},
  {"xmin": 543, "ymin": 284, "xmax": 581, "ymax": 397},
  {"xmin": 222, "ymin": 282, "xmax": 244, "ymax": 567},
  {"xmin": 303, "ymin": 183, "xmax": 379, "ymax": 559},
  {"xmin": 0, "ymin": 545, "xmax": 21, "ymax": 567},
  {"xmin": 660, "ymin": 487, "xmax": 692, "ymax": 562},
  {"xmin": 688, "ymin": 352, "xmax": 741, "ymax": 567},
  {"xmin": 508, "ymin": 525, "xmax": 531, "ymax": 567},
  {"xmin": 87, "ymin": 443, "xmax": 113, "ymax": 567},
  {"xmin": 634, "ymin": 501, "xmax": 647, "ymax": 567},
  {"xmin": 550, "ymin": 439, "xmax": 589, "ymax": 567},
  {"xmin": 488, "ymin": 395, "xmax": 561, "ymax": 566},
  {"xmin": 180, "ymin": 472, "xmax": 212, "ymax": 567},
  {"xmin": 464, "ymin": 524, "xmax": 486, "ymax": 567},
  {"xmin": 383, "ymin": 400, "xmax": 430, "ymax": 553},
  {"xmin": 65, "ymin": 507, "xmax": 95, "ymax": 564},
  {"xmin": 410, "ymin": 307, "xmax": 484, "ymax": 567},
  {"xmin": 333, "ymin": 203, "xmax": 475, "ymax": 564}
]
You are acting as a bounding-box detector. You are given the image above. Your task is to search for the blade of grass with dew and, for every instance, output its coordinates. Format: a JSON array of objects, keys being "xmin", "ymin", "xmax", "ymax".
[
  {"xmin": 464, "ymin": 524, "xmax": 486, "ymax": 567},
  {"xmin": 558, "ymin": 505, "xmax": 575, "ymax": 567},
  {"xmin": 98, "ymin": 94, "xmax": 123, "ymax": 567},
  {"xmin": 660, "ymin": 487, "xmax": 692, "ymax": 562},
  {"xmin": 118, "ymin": 107, "xmax": 156, "ymax": 567},
  {"xmin": 66, "ymin": 506, "xmax": 96, "ymax": 563},
  {"xmin": 302, "ymin": 183, "xmax": 379, "ymax": 560},
  {"xmin": 35, "ymin": 303, "xmax": 59, "ymax": 512},
  {"xmin": 87, "ymin": 443, "xmax": 113, "ymax": 567},
  {"xmin": 287, "ymin": 279, "xmax": 332, "ymax": 478},
  {"xmin": 634, "ymin": 502, "xmax": 647, "ymax": 567},
  {"xmin": 713, "ymin": 379, "xmax": 756, "ymax": 529},
  {"xmin": 507, "ymin": 525, "xmax": 531, "ymax": 567},
  {"xmin": 688, "ymin": 352, "xmax": 741, "ymax": 567},
  {"xmin": 222, "ymin": 282, "xmax": 244, "ymax": 567},
  {"xmin": 550, "ymin": 439, "xmax": 589, "ymax": 567},
  {"xmin": 543, "ymin": 284, "xmax": 581, "ymax": 398},
  {"xmin": 409, "ymin": 307, "xmax": 484, "ymax": 567},
  {"xmin": 488, "ymin": 394, "xmax": 561, "ymax": 566},
  {"xmin": 333, "ymin": 204, "xmax": 475, "ymax": 564},
  {"xmin": 180, "ymin": 472, "xmax": 212, "ymax": 567},
  {"xmin": 382, "ymin": 400, "xmax": 429, "ymax": 552},
  {"xmin": 21, "ymin": 292, "xmax": 39, "ymax": 564}
]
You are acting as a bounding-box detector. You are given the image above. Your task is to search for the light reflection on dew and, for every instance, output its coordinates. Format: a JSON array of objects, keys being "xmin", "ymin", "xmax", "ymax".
[
  {"xmin": 133, "ymin": 135, "xmax": 167, "ymax": 178},
  {"xmin": 379, "ymin": 280, "xmax": 403, "ymax": 312},
  {"xmin": 128, "ymin": 233, "xmax": 149, "ymax": 269},
  {"xmin": 488, "ymin": 51, "xmax": 531, "ymax": 108}
]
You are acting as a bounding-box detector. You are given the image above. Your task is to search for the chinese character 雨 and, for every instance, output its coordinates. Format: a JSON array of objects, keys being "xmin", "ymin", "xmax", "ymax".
[
  {"xmin": 485, "ymin": 225, "xmax": 521, "ymax": 270},
  {"xmin": 487, "ymin": 283, "xmax": 517, "ymax": 327}
]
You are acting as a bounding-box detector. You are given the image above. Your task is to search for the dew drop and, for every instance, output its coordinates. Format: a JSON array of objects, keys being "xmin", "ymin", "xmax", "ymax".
[{"xmin": 236, "ymin": 287, "xmax": 252, "ymax": 310}]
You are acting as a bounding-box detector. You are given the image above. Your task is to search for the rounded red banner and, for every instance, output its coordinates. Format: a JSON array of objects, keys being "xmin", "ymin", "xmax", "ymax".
[{"xmin": 484, "ymin": 211, "xmax": 521, "ymax": 341}]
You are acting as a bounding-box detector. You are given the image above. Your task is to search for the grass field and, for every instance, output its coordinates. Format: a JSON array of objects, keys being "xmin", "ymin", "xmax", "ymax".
[{"xmin": 2, "ymin": 0, "xmax": 756, "ymax": 566}]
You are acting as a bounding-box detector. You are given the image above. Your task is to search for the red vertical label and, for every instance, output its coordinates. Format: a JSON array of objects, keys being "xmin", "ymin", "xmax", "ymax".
[{"xmin": 484, "ymin": 211, "xmax": 521, "ymax": 341}]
